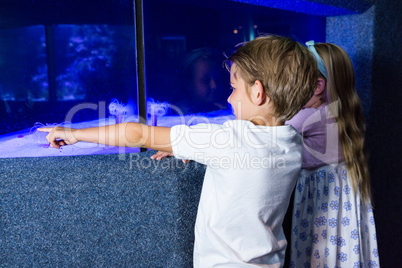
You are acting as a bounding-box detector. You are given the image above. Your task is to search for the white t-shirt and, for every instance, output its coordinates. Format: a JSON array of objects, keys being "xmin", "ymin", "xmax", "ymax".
[{"xmin": 170, "ymin": 120, "xmax": 302, "ymax": 267}]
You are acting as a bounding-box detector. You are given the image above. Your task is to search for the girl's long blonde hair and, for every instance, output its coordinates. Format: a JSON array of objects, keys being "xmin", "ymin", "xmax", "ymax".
[{"xmin": 315, "ymin": 43, "xmax": 371, "ymax": 203}]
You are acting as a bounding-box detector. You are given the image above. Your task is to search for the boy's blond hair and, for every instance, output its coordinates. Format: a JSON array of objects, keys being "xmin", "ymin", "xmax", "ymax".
[{"xmin": 225, "ymin": 35, "xmax": 318, "ymax": 123}]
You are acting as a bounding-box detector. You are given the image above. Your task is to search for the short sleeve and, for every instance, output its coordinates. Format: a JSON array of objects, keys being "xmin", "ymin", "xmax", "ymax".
[
  {"xmin": 286, "ymin": 108, "xmax": 320, "ymax": 135},
  {"xmin": 170, "ymin": 122, "xmax": 232, "ymax": 165}
]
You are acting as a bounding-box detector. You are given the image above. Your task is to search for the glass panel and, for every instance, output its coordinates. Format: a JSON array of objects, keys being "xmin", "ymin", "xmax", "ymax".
[
  {"xmin": 53, "ymin": 25, "xmax": 137, "ymax": 103},
  {"xmin": 0, "ymin": 25, "xmax": 47, "ymax": 102},
  {"xmin": 144, "ymin": 0, "xmax": 325, "ymax": 120},
  {"xmin": 0, "ymin": 24, "xmax": 137, "ymax": 136},
  {"xmin": 0, "ymin": 23, "xmax": 139, "ymax": 157},
  {"xmin": 0, "ymin": 0, "xmax": 326, "ymax": 157}
]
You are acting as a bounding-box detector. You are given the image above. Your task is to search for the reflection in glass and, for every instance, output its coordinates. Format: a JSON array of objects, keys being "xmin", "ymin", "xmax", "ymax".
[
  {"xmin": 144, "ymin": 0, "xmax": 325, "ymax": 115},
  {"xmin": 0, "ymin": 26, "xmax": 47, "ymax": 101}
]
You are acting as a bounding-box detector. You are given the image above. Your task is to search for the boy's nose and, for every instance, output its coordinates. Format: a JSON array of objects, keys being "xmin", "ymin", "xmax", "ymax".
[{"xmin": 227, "ymin": 94, "xmax": 232, "ymax": 104}]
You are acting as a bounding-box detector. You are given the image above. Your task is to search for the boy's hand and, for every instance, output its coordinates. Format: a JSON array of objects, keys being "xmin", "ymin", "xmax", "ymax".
[
  {"xmin": 38, "ymin": 127, "xmax": 79, "ymax": 149},
  {"xmin": 150, "ymin": 150, "xmax": 189, "ymax": 164}
]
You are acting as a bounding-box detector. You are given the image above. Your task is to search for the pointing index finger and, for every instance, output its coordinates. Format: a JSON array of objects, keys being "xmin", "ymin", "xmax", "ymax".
[{"xmin": 37, "ymin": 127, "xmax": 53, "ymax": 132}]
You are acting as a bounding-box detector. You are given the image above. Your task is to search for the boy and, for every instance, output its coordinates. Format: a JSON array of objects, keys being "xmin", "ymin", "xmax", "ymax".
[{"xmin": 39, "ymin": 35, "xmax": 318, "ymax": 267}]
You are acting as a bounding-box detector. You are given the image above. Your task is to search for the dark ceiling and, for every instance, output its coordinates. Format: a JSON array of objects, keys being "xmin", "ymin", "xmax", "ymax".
[
  {"xmin": 0, "ymin": 0, "xmax": 374, "ymax": 29},
  {"xmin": 0, "ymin": 0, "xmax": 134, "ymax": 29}
]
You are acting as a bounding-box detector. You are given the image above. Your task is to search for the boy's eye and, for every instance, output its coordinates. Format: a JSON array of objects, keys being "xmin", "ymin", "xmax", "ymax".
[{"xmin": 230, "ymin": 86, "xmax": 235, "ymax": 91}]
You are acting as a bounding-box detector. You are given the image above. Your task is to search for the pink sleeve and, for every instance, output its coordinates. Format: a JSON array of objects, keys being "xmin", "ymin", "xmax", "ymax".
[{"xmin": 286, "ymin": 108, "xmax": 317, "ymax": 134}]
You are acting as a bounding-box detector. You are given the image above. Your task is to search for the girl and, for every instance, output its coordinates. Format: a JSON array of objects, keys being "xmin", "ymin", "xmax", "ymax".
[{"xmin": 288, "ymin": 41, "xmax": 379, "ymax": 267}]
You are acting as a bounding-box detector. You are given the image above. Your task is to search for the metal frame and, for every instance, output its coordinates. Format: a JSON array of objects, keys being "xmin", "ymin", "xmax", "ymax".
[{"xmin": 134, "ymin": 0, "xmax": 147, "ymax": 152}]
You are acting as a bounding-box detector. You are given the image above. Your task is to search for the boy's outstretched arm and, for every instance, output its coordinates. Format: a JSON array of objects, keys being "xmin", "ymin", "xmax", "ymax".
[{"xmin": 38, "ymin": 123, "xmax": 172, "ymax": 152}]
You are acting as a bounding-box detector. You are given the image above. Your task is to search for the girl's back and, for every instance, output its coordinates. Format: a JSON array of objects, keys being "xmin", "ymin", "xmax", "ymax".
[{"xmin": 289, "ymin": 42, "xmax": 379, "ymax": 267}]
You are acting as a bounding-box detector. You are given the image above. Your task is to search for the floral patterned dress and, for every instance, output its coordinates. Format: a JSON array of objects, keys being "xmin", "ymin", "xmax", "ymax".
[{"xmin": 290, "ymin": 163, "xmax": 380, "ymax": 268}]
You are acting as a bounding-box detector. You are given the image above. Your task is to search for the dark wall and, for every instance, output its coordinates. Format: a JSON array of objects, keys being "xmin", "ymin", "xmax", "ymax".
[
  {"xmin": 368, "ymin": 0, "xmax": 402, "ymax": 266},
  {"xmin": 327, "ymin": 0, "xmax": 402, "ymax": 266},
  {"xmin": 326, "ymin": 6, "xmax": 374, "ymax": 118}
]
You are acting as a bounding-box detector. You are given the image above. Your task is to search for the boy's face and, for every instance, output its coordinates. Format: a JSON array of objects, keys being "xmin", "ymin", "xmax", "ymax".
[{"xmin": 227, "ymin": 64, "xmax": 254, "ymax": 120}]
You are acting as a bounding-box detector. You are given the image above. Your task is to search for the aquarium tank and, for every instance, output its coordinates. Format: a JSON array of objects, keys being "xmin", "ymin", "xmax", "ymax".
[{"xmin": 0, "ymin": 0, "xmax": 325, "ymax": 157}]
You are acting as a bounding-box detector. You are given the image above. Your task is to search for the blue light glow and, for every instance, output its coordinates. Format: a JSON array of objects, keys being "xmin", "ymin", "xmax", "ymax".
[{"xmin": 231, "ymin": 0, "xmax": 358, "ymax": 16}]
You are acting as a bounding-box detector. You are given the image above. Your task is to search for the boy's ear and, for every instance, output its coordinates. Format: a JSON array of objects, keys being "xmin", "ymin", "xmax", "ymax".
[
  {"xmin": 315, "ymin": 78, "xmax": 326, "ymax": 96},
  {"xmin": 253, "ymin": 80, "xmax": 267, "ymax": 105}
]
